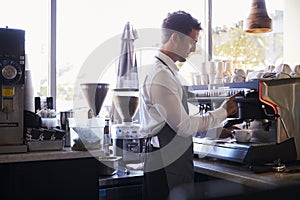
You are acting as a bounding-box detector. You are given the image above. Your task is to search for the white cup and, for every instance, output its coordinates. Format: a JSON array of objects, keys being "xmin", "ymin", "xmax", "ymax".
[
  {"xmin": 294, "ymin": 65, "xmax": 300, "ymax": 74},
  {"xmin": 234, "ymin": 68, "xmax": 246, "ymax": 77},
  {"xmin": 291, "ymin": 65, "xmax": 300, "ymax": 77},
  {"xmin": 224, "ymin": 61, "xmax": 233, "ymax": 75},
  {"xmin": 274, "ymin": 64, "xmax": 292, "ymax": 74},
  {"xmin": 223, "ymin": 76, "xmax": 231, "ymax": 83},
  {"xmin": 231, "ymin": 75, "xmax": 245, "ymax": 83},
  {"xmin": 209, "ymin": 62, "xmax": 217, "ymax": 74},
  {"xmin": 234, "ymin": 130, "xmax": 253, "ymax": 142},
  {"xmin": 215, "ymin": 61, "xmax": 224, "ymax": 74},
  {"xmin": 192, "ymin": 74, "xmax": 202, "ymax": 85},
  {"xmin": 41, "ymin": 118, "xmax": 58, "ymax": 129},
  {"xmin": 200, "ymin": 74, "xmax": 209, "ymax": 85},
  {"xmin": 208, "ymin": 73, "xmax": 215, "ymax": 84}
]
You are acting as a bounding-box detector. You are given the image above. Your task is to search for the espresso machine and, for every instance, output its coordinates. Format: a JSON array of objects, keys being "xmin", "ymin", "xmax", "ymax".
[
  {"xmin": 110, "ymin": 22, "xmax": 145, "ymax": 164},
  {"xmin": 0, "ymin": 28, "xmax": 27, "ymax": 153},
  {"xmin": 189, "ymin": 78, "xmax": 300, "ymax": 165}
]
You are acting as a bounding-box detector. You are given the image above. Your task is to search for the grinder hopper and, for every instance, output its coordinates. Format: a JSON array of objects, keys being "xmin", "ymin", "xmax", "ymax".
[{"xmin": 80, "ymin": 83, "xmax": 109, "ymax": 117}]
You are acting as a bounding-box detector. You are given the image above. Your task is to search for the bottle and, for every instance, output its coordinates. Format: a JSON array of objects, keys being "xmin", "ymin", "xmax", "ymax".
[
  {"xmin": 103, "ymin": 118, "xmax": 111, "ymax": 155},
  {"xmin": 46, "ymin": 97, "xmax": 54, "ymax": 109},
  {"xmin": 34, "ymin": 97, "xmax": 41, "ymax": 113}
]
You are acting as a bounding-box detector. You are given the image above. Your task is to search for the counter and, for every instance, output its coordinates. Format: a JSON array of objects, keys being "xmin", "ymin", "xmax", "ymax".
[
  {"xmin": 193, "ymin": 158, "xmax": 300, "ymax": 190},
  {"xmin": 167, "ymin": 158, "xmax": 300, "ymax": 199},
  {"xmin": 192, "ymin": 157, "xmax": 300, "ymax": 200},
  {"xmin": 0, "ymin": 148, "xmax": 105, "ymax": 200},
  {"xmin": 0, "ymin": 147, "xmax": 104, "ymax": 164},
  {"xmin": 97, "ymin": 158, "xmax": 300, "ymax": 200},
  {"xmin": 1, "ymin": 148, "xmax": 300, "ymax": 200}
]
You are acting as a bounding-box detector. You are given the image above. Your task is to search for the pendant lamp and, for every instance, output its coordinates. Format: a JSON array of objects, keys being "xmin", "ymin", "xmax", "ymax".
[{"xmin": 244, "ymin": 0, "xmax": 272, "ymax": 33}]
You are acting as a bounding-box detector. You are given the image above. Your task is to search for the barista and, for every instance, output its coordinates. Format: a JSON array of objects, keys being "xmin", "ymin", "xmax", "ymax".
[{"xmin": 139, "ymin": 11, "xmax": 238, "ymax": 200}]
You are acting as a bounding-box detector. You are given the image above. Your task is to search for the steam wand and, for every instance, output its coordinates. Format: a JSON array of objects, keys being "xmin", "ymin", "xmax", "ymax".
[{"xmin": 261, "ymin": 105, "xmax": 290, "ymax": 138}]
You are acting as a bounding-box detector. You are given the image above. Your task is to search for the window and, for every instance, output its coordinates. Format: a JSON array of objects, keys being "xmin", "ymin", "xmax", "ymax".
[
  {"xmin": 56, "ymin": 0, "xmax": 206, "ymax": 115},
  {"xmin": 211, "ymin": 0, "xmax": 284, "ymax": 70},
  {"xmin": 1, "ymin": 0, "xmax": 285, "ymax": 114},
  {"xmin": 0, "ymin": 0, "xmax": 49, "ymax": 105}
]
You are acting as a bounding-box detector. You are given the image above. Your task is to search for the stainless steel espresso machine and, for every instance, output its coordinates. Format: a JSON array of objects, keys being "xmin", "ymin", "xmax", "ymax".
[
  {"xmin": 189, "ymin": 78, "xmax": 300, "ymax": 166},
  {"xmin": 0, "ymin": 28, "xmax": 27, "ymax": 153}
]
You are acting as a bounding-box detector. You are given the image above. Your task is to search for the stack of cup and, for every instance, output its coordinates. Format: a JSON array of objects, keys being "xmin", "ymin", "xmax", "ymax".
[
  {"xmin": 208, "ymin": 61, "xmax": 216, "ymax": 84},
  {"xmin": 224, "ymin": 61, "xmax": 234, "ymax": 75},
  {"xmin": 223, "ymin": 61, "xmax": 233, "ymax": 83},
  {"xmin": 199, "ymin": 62, "xmax": 209, "ymax": 85},
  {"xmin": 192, "ymin": 62, "xmax": 209, "ymax": 85},
  {"xmin": 209, "ymin": 61, "xmax": 224, "ymax": 84},
  {"xmin": 192, "ymin": 73, "xmax": 202, "ymax": 85},
  {"xmin": 214, "ymin": 61, "xmax": 224, "ymax": 84}
]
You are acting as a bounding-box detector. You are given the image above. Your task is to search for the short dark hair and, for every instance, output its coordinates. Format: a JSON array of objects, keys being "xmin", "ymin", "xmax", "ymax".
[{"xmin": 161, "ymin": 10, "xmax": 202, "ymax": 43}]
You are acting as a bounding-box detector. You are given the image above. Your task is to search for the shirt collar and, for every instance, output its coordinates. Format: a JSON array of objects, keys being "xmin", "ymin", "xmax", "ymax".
[{"xmin": 157, "ymin": 51, "xmax": 179, "ymax": 73}]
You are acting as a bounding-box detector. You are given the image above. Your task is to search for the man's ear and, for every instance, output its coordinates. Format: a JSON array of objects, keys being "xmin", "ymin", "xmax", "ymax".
[{"xmin": 170, "ymin": 32, "xmax": 180, "ymax": 45}]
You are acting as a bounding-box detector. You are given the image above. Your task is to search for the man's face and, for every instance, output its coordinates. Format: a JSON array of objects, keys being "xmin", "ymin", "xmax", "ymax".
[{"xmin": 176, "ymin": 29, "xmax": 199, "ymax": 62}]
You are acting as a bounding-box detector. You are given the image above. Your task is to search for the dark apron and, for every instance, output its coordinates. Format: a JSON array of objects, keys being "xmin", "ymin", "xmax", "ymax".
[{"xmin": 143, "ymin": 56, "xmax": 194, "ymax": 200}]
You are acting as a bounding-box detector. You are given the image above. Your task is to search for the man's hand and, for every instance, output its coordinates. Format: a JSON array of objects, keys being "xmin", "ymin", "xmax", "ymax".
[
  {"xmin": 219, "ymin": 126, "xmax": 241, "ymax": 138},
  {"xmin": 221, "ymin": 92, "xmax": 239, "ymax": 117}
]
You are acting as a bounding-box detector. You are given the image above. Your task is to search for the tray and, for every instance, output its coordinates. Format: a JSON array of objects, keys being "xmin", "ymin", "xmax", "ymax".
[{"xmin": 27, "ymin": 140, "xmax": 64, "ymax": 152}]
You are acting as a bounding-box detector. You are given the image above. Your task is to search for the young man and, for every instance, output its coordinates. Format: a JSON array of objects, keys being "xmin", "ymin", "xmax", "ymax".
[{"xmin": 139, "ymin": 11, "xmax": 238, "ymax": 200}]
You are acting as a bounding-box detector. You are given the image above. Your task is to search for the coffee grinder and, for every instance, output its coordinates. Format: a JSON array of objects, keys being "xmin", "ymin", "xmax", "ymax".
[
  {"xmin": 0, "ymin": 28, "xmax": 27, "ymax": 153},
  {"xmin": 111, "ymin": 22, "xmax": 145, "ymax": 164},
  {"xmin": 111, "ymin": 89, "xmax": 144, "ymax": 163},
  {"xmin": 78, "ymin": 83, "xmax": 109, "ymax": 149},
  {"xmin": 80, "ymin": 83, "xmax": 109, "ymax": 119}
]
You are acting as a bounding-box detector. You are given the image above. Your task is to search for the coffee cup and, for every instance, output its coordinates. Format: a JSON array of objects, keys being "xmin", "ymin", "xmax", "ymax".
[
  {"xmin": 192, "ymin": 73, "xmax": 202, "ymax": 85},
  {"xmin": 234, "ymin": 130, "xmax": 253, "ymax": 142}
]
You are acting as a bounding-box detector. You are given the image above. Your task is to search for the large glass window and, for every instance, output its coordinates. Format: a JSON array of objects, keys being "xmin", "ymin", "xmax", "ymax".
[
  {"xmin": 1, "ymin": 0, "xmax": 285, "ymax": 114},
  {"xmin": 212, "ymin": 0, "xmax": 284, "ymax": 70},
  {"xmin": 56, "ymin": 0, "xmax": 206, "ymax": 114},
  {"xmin": 0, "ymin": 0, "xmax": 49, "ymax": 100}
]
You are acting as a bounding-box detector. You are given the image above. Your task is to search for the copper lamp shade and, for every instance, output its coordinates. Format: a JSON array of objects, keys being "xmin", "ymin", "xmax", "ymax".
[{"xmin": 244, "ymin": 0, "xmax": 272, "ymax": 33}]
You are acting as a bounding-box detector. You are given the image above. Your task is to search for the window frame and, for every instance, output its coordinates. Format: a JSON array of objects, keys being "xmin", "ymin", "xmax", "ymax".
[{"xmin": 49, "ymin": 0, "xmax": 57, "ymax": 109}]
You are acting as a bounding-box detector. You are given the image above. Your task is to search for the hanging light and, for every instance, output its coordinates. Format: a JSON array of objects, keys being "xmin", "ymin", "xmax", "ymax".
[{"xmin": 244, "ymin": 0, "xmax": 272, "ymax": 33}]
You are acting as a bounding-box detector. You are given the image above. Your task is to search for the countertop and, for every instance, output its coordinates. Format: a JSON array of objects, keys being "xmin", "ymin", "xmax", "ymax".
[
  {"xmin": 2, "ymin": 148, "xmax": 300, "ymax": 191},
  {"xmin": 0, "ymin": 148, "xmax": 104, "ymax": 164},
  {"xmin": 193, "ymin": 157, "xmax": 300, "ymax": 190},
  {"xmin": 98, "ymin": 158, "xmax": 300, "ymax": 190}
]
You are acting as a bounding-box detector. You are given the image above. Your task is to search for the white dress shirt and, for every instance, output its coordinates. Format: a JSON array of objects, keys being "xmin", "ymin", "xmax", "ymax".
[{"xmin": 139, "ymin": 51, "xmax": 227, "ymax": 147}]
